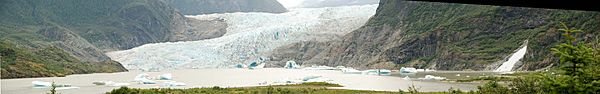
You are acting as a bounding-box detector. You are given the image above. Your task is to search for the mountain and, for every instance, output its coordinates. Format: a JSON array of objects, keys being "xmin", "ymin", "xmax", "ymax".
[
  {"xmin": 163, "ymin": 0, "xmax": 288, "ymax": 15},
  {"xmin": 0, "ymin": 0, "xmax": 187, "ymax": 78},
  {"xmin": 296, "ymin": 0, "xmax": 379, "ymax": 8},
  {"xmin": 268, "ymin": 0, "xmax": 600, "ymax": 71}
]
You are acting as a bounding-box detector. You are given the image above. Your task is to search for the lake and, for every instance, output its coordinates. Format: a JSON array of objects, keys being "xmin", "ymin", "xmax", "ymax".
[{"xmin": 1, "ymin": 68, "xmax": 483, "ymax": 94}]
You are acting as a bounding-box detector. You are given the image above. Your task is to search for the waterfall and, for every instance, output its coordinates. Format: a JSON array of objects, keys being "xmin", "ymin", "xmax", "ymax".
[{"xmin": 495, "ymin": 44, "xmax": 528, "ymax": 72}]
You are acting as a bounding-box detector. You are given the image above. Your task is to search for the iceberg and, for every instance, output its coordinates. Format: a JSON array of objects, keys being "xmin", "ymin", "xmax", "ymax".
[
  {"xmin": 32, "ymin": 81, "xmax": 78, "ymax": 90},
  {"xmin": 418, "ymin": 75, "xmax": 446, "ymax": 81},
  {"xmin": 140, "ymin": 79, "xmax": 157, "ymax": 84},
  {"xmin": 400, "ymin": 67, "xmax": 417, "ymax": 73},
  {"xmin": 284, "ymin": 60, "xmax": 301, "ymax": 69},
  {"xmin": 249, "ymin": 62, "xmax": 266, "ymax": 69},
  {"xmin": 32, "ymin": 81, "xmax": 52, "ymax": 87},
  {"xmin": 158, "ymin": 73, "xmax": 173, "ymax": 80},
  {"xmin": 134, "ymin": 73, "xmax": 151, "ymax": 82},
  {"xmin": 362, "ymin": 69, "xmax": 391, "ymax": 75},
  {"xmin": 302, "ymin": 76, "xmax": 332, "ymax": 82},
  {"xmin": 341, "ymin": 68, "xmax": 362, "ymax": 74},
  {"xmin": 235, "ymin": 63, "xmax": 247, "ymax": 68}
]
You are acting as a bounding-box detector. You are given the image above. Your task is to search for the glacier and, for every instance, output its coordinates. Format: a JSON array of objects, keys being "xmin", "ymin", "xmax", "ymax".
[{"xmin": 106, "ymin": 4, "xmax": 378, "ymax": 70}]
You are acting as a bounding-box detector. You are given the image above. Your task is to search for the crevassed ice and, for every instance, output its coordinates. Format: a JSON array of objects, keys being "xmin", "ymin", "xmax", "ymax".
[{"xmin": 105, "ymin": 4, "xmax": 378, "ymax": 70}]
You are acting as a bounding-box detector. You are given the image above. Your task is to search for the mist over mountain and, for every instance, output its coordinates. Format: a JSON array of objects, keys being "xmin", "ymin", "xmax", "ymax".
[
  {"xmin": 297, "ymin": 0, "xmax": 379, "ymax": 8},
  {"xmin": 163, "ymin": 0, "xmax": 288, "ymax": 15}
]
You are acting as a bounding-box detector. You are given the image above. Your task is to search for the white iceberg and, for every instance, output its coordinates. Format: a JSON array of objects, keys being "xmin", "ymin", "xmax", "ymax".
[
  {"xmin": 32, "ymin": 81, "xmax": 52, "ymax": 87},
  {"xmin": 418, "ymin": 75, "xmax": 446, "ymax": 81},
  {"xmin": 32, "ymin": 81, "xmax": 78, "ymax": 90},
  {"xmin": 158, "ymin": 73, "xmax": 173, "ymax": 80},
  {"xmin": 248, "ymin": 61, "xmax": 266, "ymax": 69},
  {"xmin": 284, "ymin": 60, "xmax": 301, "ymax": 69},
  {"xmin": 362, "ymin": 69, "xmax": 391, "ymax": 75},
  {"xmin": 134, "ymin": 73, "xmax": 151, "ymax": 82},
  {"xmin": 139, "ymin": 79, "xmax": 157, "ymax": 84},
  {"xmin": 341, "ymin": 68, "xmax": 362, "ymax": 74},
  {"xmin": 400, "ymin": 67, "xmax": 417, "ymax": 73}
]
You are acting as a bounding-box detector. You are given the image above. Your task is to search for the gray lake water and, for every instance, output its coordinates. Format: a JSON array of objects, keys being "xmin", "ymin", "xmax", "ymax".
[{"xmin": 1, "ymin": 69, "xmax": 485, "ymax": 94}]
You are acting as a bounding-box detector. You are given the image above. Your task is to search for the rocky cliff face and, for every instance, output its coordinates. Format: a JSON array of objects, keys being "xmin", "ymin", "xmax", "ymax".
[
  {"xmin": 163, "ymin": 0, "xmax": 288, "ymax": 15},
  {"xmin": 0, "ymin": 0, "xmax": 189, "ymax": 78},
  {"xmin": 269, "ymin": 0, "xmax": 600, "ymax": 71},
  {"xmin": 168, "ymin": 17, "xmax": 228, "ymax": 41}
]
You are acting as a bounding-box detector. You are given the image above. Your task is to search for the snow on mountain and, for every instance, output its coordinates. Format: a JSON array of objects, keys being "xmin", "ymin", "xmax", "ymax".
[{"xmin": 105, "ymin": 4, "xmax": 378, "ymax": 70}]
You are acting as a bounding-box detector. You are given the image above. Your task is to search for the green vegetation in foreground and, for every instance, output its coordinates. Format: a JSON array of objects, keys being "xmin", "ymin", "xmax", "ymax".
[
  {"xmin": 106, "ymin": 82, "xmax": 398, "ymax": 94},
  {"xmin": 473, "ymin": 23, "xmax": 600, "ymax": 94},
  {"xmin": 1, "ymin": 40, "xmax": 126, "ymax": 78}
]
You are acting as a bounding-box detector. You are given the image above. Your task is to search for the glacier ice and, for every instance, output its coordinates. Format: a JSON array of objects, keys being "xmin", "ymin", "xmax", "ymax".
[
  {"xmin": 106, "ymin": 4, "xmax": 378, "ymax": 70},
  {"xmin": 284, "ymin": 60, "xmax": 300, "ymax": 69},
  {"xmin": 400, "ymin": 67, "xmax": 417, "ymax": 73},
  {"xmin": 158, "ymin": 73, "xmax": 173, "ymax": 80}
]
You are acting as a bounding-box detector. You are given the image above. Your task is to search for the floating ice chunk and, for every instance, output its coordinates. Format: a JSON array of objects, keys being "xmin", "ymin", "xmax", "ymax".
[
  {"xmin": 140, "ymin": 79, "xmax": 157, "ymax": 84},
  {"xmin": 93, "ymin": 81, "xmax": 108, "ymax": 85},
  {"xmin": 163, "ymin": 81, "xmax": 186, "ymax": 87},
  {"xmin": 341, "ymin": 68, "xmax": 362, "ymax": 74},
  {"xmin": 249, "ymin": 62, "xmax": 266, "ymax": 69},
  {"xmin": 418, "ymin": 75, "xmax": 446, "ymax": 81},
  {"xmin": 32, "ymin": 81, "xmax": 72, "ymax": 88},
  {"xmin": 134, "ymin": 73, "xmax": 151, "ymax": 82},
  {"xmin": 362, "ymin": 69, "xmax": 391, "ymax": 75},
  {"xmin": 302, "ymin": 76, "xmax": 322, "ymax": 81},
  {"xmin": 284, "ymin": 60, "xmax": 301, "ymax": 69},
  {"xmin": 32, "ymin": 81, "xmax": 76, "ymax": 89},
  {"xmin": 32, "ymin": 81, "xmax": 52, "ymax": 87},
  {"xmin": 158, "ymin": 73, "xmax": 173, "ymax": 80},
  {"xmin": 235, "ymin": 63, "xmax": 247, "ymax": 68},
  {"xmin": 400, "ymin": 67, "xmax": 417, "ymax": 73}
]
